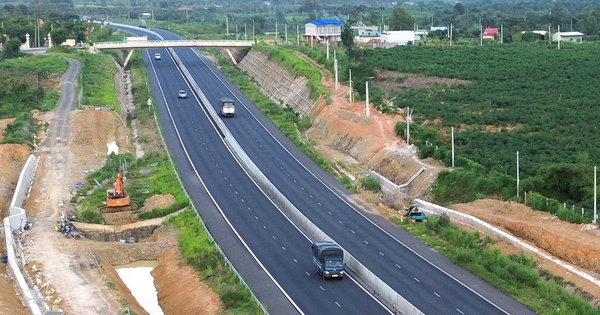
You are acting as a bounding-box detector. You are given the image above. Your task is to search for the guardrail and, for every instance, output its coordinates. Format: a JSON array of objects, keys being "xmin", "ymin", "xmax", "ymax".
[{"xmin": 170, "ymin": 46, "xmax": 423, "ymax": 315}]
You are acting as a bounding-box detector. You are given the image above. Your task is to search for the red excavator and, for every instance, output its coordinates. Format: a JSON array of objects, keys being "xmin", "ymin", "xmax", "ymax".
[{"xmin": 99, "ymin": 170, "xmax": 138, "ymax": 213}]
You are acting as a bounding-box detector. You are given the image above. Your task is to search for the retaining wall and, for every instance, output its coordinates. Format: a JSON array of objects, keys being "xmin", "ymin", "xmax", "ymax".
[
  {"xmin": 3, "ymin": 154, "xmax": 49, "ymax": 315},
  {"xmin": 238, "ymin": 50, "xmax": 314, "ymax": 117},
  {"xmin": 415, "ymin": 199, "xmax": 600, "ymax": 289}
]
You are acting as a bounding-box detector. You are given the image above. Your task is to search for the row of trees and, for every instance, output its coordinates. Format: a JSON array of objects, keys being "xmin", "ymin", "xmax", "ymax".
[
  {"xmin": 302, "ymin": 32, "xmax": 600, "ymax": 206},
  {"xmin": 6, "ymin": 0, "xmax": 600, "ymax": 45}
]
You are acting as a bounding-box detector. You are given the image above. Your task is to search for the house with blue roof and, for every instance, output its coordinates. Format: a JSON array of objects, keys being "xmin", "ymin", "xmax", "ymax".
[{"xmin": 304, "ymin": 19, "xmax": 344, "ymax": 43}]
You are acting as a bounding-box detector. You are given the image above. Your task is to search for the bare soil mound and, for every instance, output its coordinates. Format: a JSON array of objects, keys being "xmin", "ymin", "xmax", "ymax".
[
  {"xmin": 295, "ymin": 50, "xmax": 600, "ymax": 303},
  {"xmin": 452, "ymin": 199, "xmax": 600, "ymax": 300},
  {"xmin": 153, "ymin": 247, "xmax": 224, "ymax": 315}
]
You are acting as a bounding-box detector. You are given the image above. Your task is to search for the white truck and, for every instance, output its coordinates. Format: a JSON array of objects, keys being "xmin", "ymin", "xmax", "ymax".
[{"xmin": 219, "ymin": 97, "xmax": 235, "ymax": 117}]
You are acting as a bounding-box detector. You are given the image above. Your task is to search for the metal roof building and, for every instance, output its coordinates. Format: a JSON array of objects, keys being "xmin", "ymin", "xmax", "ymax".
[
  {"xmin": 304, "ymin": 19, "xmax": 344, "ymax": 43},
  {"xmin": 552, "ymin": 31, "xmax": 584, "ymax": 43}
]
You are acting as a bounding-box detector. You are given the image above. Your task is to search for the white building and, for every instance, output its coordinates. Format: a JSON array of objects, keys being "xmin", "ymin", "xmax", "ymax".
[
  {"xmin": 380, "ymin": 31, "xmax": 419, "ymax": 46},
  {"xmin": 552, "ymin": 31, "xmax": 584, "ymax": 43},
  {"xmin": 304, "ymin": 19, "xmax": 344, "ymax": 43}
]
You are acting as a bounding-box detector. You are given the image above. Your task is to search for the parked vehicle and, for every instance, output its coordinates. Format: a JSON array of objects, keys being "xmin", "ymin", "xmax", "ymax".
[
  {"xmin": 219, "ymin": 97, "xmax": 235, "ymax": 117},
  {"xmin": 405, "ymin": 204, "xmax": 426, "ymax": 222},
  {"xmin": 312, "ymin": 241, "xmax": 345, "ymax": 280}
]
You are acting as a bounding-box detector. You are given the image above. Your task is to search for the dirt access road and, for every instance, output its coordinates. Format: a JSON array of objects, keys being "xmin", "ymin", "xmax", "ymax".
[{"xmin": 0, "ymin": 57, "xmax": 221, "ymax": 314}]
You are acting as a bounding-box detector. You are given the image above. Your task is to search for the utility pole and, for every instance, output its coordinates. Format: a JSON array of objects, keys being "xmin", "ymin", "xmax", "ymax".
[
  {"xmin": 450, "ymin": 23, "xmax": 453, "ymax": 46},
  {"xmin": 334, "ymin": 50, "xmax": 338, "ymax": 90},
  {"xmin": 406, "ymin": 107, "xmax": 413, "ymax": 145},
  {"xmin": 480, "ymin": 19, "xmax": 483, "ymax": 46},
  {"xmin": 365, "ymin": 81, "xmax": 370, "ymax": 117},
  {"xmin": 517, "ymin": 151, "xmax": 520, "ymax": 198},
  {"xmin": 349, "ymin": 69, "xmax": 353, "ymax": 102},
  {"xmin": 451, "ymin": 126, "xmax": 455, "ymax": 167},
  {"xmin": 296, "ymin": 25, "xmax": 299, "ymax": 45},
  {"xmin": 558, "ymin": 25, "xmax": 560, "ymax": 49},
  {"xmin": 594, "ymin": 166, "xmax": 597, "ymax": 223},
  {"xmin": 501, "ymin": 24, "xmax": 503, "ymax": 44}
]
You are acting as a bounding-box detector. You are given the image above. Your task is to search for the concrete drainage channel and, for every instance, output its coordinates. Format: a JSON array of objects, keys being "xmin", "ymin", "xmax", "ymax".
[
  {"xmin": 3, "ymin": 155, "xmax": 50, "ymax": 315},
  {"xmin": 170, "ymin": 48, "xmax": 424, "ymax": 315},
  {"xmin": 415, "ymin": 199, "xmax": 600, "ymax": 289}
]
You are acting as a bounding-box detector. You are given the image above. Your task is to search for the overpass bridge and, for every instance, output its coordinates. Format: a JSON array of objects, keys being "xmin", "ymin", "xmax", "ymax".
[
  {"xmin": 91, "ymin": 36, "xmax": 254, "ymax": 66},
  {"xmin": 92, "ymin": 38, "xmax": 254, "ymax": 50}
]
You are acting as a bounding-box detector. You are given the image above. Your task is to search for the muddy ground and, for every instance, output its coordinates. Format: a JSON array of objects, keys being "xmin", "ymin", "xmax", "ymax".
[{"xmin": 1, "ymin": 51, "xmax": 600, "ymax": 314}]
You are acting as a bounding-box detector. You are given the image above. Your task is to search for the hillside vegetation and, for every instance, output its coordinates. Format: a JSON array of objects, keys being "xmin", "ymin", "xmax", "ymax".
[
  {"xmin": 358, "ymin": 43, "xmax": 600, "ymax": 174},
  {"xmin": 315, "ymin": 43, "xmax": 597, "ymax": 209}
]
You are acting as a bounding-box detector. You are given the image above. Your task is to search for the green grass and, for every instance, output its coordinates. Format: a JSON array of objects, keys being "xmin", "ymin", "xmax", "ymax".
[
  {"xmin": 166, "ymin": 211, "xmax": 264, "ymax": 314},
  {"xmin": 360, "ymin": 175, "xmax": 381, "ymax": 193},
  {"xmin": 71, "ymin": 48, "xmax": 263, "ymax": 313},
  {"xmin": 74, "ymin": 152, "xmax": 189, "ymax": 221},
  {"xmin": 107, "ymin": 281, "xmax": 116, "ymax": 290},
  {"xmin": 1, "ymin": 111, "xmax": 44, "ymax": 147},
  {"xmin": 252, "ymin": 43, "xmax": 329, "ymax": 101},
  {"xmin": 395, "ymin": 214, "xmax": 600, "ymax": 315},
  {"xmin": 81, "ymin": 53, "xmax": 119, "ymax": 110},
  {"xmin": 0, "ymin": 54, "xmax": 66, "ymax": 118}
]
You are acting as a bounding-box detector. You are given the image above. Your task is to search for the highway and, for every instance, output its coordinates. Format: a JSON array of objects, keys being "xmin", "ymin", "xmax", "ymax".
[
  {"xmin": 117, "ymin": 24, "xmax": 392, "ymax": 315},
  {"xmin": 117, "ymin": 23, "xmax": 538, "ymax": 314}
]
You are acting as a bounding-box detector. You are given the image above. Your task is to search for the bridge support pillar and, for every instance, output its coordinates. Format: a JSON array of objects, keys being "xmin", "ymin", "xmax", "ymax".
[{"xmin": 123, "ymin": 49, "xmax": 135, "ymax": 68}]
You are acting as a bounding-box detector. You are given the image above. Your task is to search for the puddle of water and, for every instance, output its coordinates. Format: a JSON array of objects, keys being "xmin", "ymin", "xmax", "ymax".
[
  {"xmin": 115, "ymin": 261, "xmax": 164, "ymax": 315},
  {"xmin": 107, "ymin": 141, "xmax": 119, "ymax": 155},
  {"xmin": 107, "ymin": 128, "xmax": 119, "ymax": 154}
]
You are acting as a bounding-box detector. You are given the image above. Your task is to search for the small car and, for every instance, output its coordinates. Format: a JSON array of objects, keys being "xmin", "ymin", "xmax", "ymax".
[
  {"xmin": 178, "ymin": 90, "xmax": 187, "ymax": 99},
  {"xmin": 154, "ymin": 53, "xmax": 161, "ymax": 60}
]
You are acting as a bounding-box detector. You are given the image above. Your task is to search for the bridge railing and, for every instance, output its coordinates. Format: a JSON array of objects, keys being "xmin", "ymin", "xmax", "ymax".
[{"xmin": 93, "ymin": 39, "xmax": 254, "ymax": 48}]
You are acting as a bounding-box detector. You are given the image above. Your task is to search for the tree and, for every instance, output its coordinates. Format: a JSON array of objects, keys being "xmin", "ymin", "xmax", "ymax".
[
  {"xmin": 2, "ymin": 37, "xmax": 21, "ymax": 59},
  {"xmin": 50, "ymin": 28, "xmax": 67, "ymax": 48},
  {"xmin": 388, "ymin": 7, "xmax": 415, "ymax": 31},
  {"xmin": 454, "ymin": 3, "xmax": 466, "ymax": 15},
  {"xmin": 521, "ymin": 32, "xmax": 540, "ymax": 42},
  {"xmin": 300, "ymin": 0, "xmax": 321, "ymax": 15},
  {"xmin": 582, "ymin": 8, "xmax": 600, "ymax": 36},
  {"xmin": 340, "ymin": 23, "xmax": 354, "ymax": 49},
  {"xmin": 367, "ymin": 10, "xmax": 381, "ymax": 26}
]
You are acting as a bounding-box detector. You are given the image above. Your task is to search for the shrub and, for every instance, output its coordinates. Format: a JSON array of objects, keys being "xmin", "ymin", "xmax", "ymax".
[
  {"xmin": 297, "ymin": 116, "xmax": 312, "ymax": 131},
  {"xmin": 77, "ymin": 208, "xmax": 104, "ymax": 224},
  {"xmin": 361, "ymin": 175, "xmax": 381, "ymax": 192},
  {"xmin": 340, "ymin": 175, "xmax": 359, "ymax": 193},
  {"xmin": 419, "ymin": 145, "xmax": 435, "ymax": 159}
]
